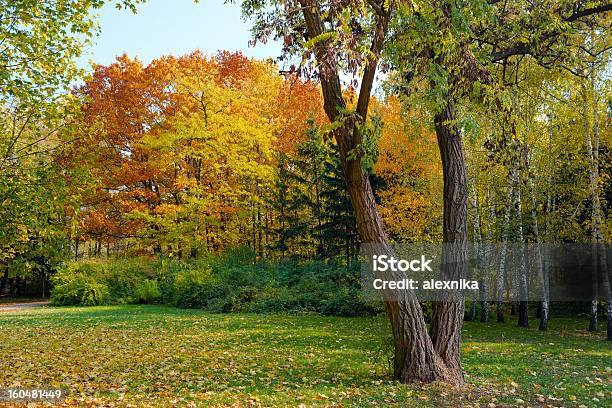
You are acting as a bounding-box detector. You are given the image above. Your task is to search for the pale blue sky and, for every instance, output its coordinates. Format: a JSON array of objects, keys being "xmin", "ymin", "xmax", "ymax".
[{"xmin": 79, "ymin": 0, "xmax": 282, "ymax": 68}]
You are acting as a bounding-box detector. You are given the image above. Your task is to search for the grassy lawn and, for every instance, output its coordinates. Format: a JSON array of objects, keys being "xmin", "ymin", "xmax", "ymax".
[{"xmin": 0, "ymin": 305, "xmax": 609, "ymax": 407}]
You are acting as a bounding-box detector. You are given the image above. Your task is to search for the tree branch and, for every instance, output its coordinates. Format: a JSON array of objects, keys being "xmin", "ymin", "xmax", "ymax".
[
  {"xmin": 365, "ymin": 0, "xmax": 385, "ymax": 17},
  {"xmin": 298, "ymin": 0, "xmax": 346, "ymax": 120},
  {"xmin": 356, "ymin": 7, "xmax": 391, "ymax": 118},
  {"xmin": 565, "ymin": 4, "xmax": 612, "ymax": 22},
  {"xmin": 490, "ymin": 3, "xmax": 612, "ymax": 62}
]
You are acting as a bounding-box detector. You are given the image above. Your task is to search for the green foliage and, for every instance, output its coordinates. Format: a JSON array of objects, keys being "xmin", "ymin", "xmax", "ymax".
[
  {"xmin": 319, "ymin": 287, "xmax": 378, "ymax": 317},
  {"xmin": 0, "ymin": 0, "xmax": 127, "ymax": 295},
  {"xmin": 360, "ymin": 114, "xmax": 382, "ymax": 173},
  {"xmin": 134, "ymin": 279, "xmax": 161, "ymax": 304},
  {"xmin": 50, "ymin": 265, "xmax": 110, "ymax": 306},
  {"xmin": 0, "ymin": 153, "xmax": 73, "ymax": 288},
  {"xmin": 169, "ymin": 265, "xmax": 225, "ymax": 309},
  {"xmin": 158, "ymin": 256, "xmax": 381, "ymax": 316},
  {"xmin": 52, "ymin": 281, "xmax": 110, "ymax": 306},
  {"xmin": 269, "ymin": 118, "xmax": 359, "ymax": 260},
  {"xmin": 0, "ymin": 0, "xmax": 97, "ymax": 101},
  {"xmin": 50, "ymin": 254, "xmax": 382, "ymax": 317},
  {"xmin": 50, "ymin": 258, "xmax": 159, "ymax": 305}
]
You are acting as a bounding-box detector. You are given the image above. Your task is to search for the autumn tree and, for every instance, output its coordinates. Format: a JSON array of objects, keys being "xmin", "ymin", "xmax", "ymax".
[
  {"xmin": 386, "ymin": 0, "xmax": 610, "ymax": 332},
  {"xmin": 66, "ymin": 51, "xmax": 327, "ymax": 259},
  {"xmin": 372, "ymin": 96, "xmax": 443, "ymax": 244}
]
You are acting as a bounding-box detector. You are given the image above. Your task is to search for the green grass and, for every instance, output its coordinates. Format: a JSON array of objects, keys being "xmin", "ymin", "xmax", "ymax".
[{"xmin": 0, "ymin": 305, "xmax": 609, "ymax": 407}]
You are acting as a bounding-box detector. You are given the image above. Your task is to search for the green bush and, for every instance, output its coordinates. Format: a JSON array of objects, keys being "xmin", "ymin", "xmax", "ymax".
[
  {"xmin": 49, "ymin": 250, "xmax": 383, "ymax": 317},
  {"xmin": 51, "ymin": 279, "xmax": 110, "ymax": 306},
  {"xmin": 248, "ymin": 288, "xmax": 314, "ymax": 314},
  {"xmin": 135, "ymin": 279, "xmax": 161, "ymax": 304},
  {"xmin": 319, "ymin": 288, "xmax": 379, "ymax": 317},
  {"xmin": 51, "ymin": 258, "xmax": 152, "ymax": 306},
  {"xmin": 104, "ymin": 258, "xmax": 157, "ymax": 303},
  {"xmin": 170, "ymin": 265, "xmax": 231, "ymax": 309},
  {"xmin": 51, "ymin": 262, "xmax": 110, "ymax": 306}
]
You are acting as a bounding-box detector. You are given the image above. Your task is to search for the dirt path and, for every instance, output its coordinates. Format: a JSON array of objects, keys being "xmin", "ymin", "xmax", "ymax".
[{"xmin": 0, "ymin": 301, "xmax": 50, "ymax": 312}]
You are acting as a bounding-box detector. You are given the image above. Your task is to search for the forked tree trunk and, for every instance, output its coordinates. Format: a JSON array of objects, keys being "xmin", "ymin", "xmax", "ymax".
[
  {"xmin": 298, "ymin": 0, "xmax": 463, "ymax": 385},
  {"xmin": 339, "ymin": 124, "xmax": 449, "ymax": 383}
]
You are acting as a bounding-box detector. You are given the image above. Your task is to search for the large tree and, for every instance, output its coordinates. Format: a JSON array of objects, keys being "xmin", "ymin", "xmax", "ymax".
[
  {"xmin": 242, "ymin": 0, "xmax": 468, "ymax": 384},
  {"xmin": 241, "ymin": 0, "xmax": 612, "ymax": 382},
  {"xmin": 0, "ymin": 0, "xmax": 130, "ymax": 294},
  {"xmin": 388, "ymin": 0, "xmax": 610, "ymax": 331}
]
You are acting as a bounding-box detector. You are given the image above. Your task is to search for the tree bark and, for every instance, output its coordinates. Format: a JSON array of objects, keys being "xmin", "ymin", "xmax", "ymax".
[
  {"xmin": 480, "ymin": 190, "xmax": 493, "ymax": 323},
  {"xmin": 298, "ymin": 0, "xmax": 462, "ymax": 385},
  {"xmin": 0, "ymin": 268, "xmax": 8, "ymax": 294},
  {"xmin": 583, "ymin": 76, "xmax": 612, "ymax": 339},
  {"xmin": 511, "ymin": 162, "xmax": 529, "ymax": 328},
  {"xmin": 524, "ymin": 144, "xmax": 544, "ymax": 329},
  {"xmin": 465, "ymin": 148, "xmax": 478, "ymax": 323},
  {"xmin": 468, "ymin": 144, "xmax": 489, "ymax": 322},
  {"xmin": 497, "ymin": 178, "xmax": 513, "ymax": 323},
  {"xmin": 430, "ymin": 100, "xmax": 467, "ymax": 383},
  {"xmin": 540, "ymin": 120, "xmax": 554, "ymax": 331},
  {"xmin": 591, "ymin": 77, "xmax": 611, "ymax": 341},
  {"xmin": 582, "ymin": 79, "xmax": 603, "ymax": 333}
]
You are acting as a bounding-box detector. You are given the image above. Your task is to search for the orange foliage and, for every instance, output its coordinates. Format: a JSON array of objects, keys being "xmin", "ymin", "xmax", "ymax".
[
  {"xmin": 372, "ymin": 96, "xmax": 443, "ymax": 242},
  {"xmin": 274, "ymin": 75, "xmax": 326, "ymax": 153},
  {"xmin": 64, "ymin": 51, "xmax": 325, "ymax": 247}
]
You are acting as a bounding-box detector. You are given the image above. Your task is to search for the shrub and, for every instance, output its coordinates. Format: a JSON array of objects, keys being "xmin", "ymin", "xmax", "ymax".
[
  {"xmin": 50, "ymin": 259, "xmax": 151, "ymax": 306},
  {"xmin": 51, "ymin": 279, "xmax": 110, "ymax": 306},
  {"xmin": 104, "ymin": 257, "xmax": 156, "ymax": 303},
  {"xmin": 170, "ymin": 265, "xmax": 231, "ymax": 309},
  {"xmin": 51, "ymin": 262, "xmax": 110, "ymax": 306},
  {"xmin": 49, "ymin": 250, "xmax": 383, "ymax": 317},
  {"xmin": 319, "ymin": 288, "xmax": 380, "ymax": 317},
  {"xmin": 135, "ymin": 279, "xmax": 161, "ymax": 304}
]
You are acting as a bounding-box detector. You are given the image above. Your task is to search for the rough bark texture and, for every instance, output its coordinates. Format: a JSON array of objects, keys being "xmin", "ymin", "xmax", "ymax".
[
  {"xmin": 431, "ymin": 101, "xmax": 467, "ymax": 383},
  {"xmin": 298, "ymin": 0, "xmax": 463, "ymax": 384}
]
